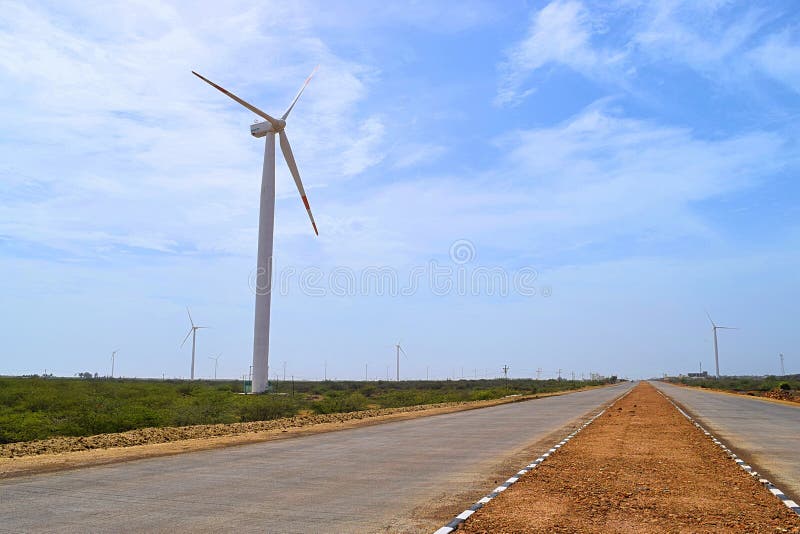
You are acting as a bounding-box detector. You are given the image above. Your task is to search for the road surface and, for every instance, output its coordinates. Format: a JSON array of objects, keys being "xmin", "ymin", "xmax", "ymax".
[
  {"xmin": 0, "ymin": 383, "xmax": 632, "ymax": 533},
  {"xmin": 653, "ymin": 381, "xmax": 800, "ymax": 501}
]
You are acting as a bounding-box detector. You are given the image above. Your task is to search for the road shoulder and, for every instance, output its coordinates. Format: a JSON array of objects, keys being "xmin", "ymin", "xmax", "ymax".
[{"xmin": 0, "ymin": 385, "xmax": 612, "ymax": 479}]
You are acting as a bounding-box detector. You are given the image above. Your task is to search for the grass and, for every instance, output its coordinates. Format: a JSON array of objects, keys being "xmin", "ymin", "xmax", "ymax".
[
  {"xmin": 0, "ymin": 376, "xmax": 615, "ymax": 444},
  {"xmin": 666, "ymin": 375, "xmax": 800, "ymax": 392}
]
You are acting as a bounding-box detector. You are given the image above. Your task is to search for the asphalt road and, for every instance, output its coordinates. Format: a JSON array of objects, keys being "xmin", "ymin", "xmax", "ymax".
[
  {"xmin": 652, "ymin": 381, "xmax": 800, "ymax": 501},
  {"xmin": 0, "ymin": 383, "xmax": 632, "ymax": 533}
]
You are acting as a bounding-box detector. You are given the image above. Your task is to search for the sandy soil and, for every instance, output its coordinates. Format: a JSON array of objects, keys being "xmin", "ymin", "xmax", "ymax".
[
  {"xmin": 0, "ymin": 388, "xmax": 596, "ymax": 479},
  {"xmin": 459, "ymin": 382, "xmax": 800, "ymax": 533}
]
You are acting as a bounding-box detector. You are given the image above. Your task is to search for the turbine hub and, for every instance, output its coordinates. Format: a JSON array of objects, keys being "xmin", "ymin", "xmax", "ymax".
[{"xmin": 250, "ymin": 119, "xmax": 286, "ymax": 138}]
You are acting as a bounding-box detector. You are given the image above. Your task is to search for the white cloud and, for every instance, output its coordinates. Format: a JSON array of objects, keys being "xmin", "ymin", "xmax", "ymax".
[
  {"xmin": 495, "ymin": 0, "xmax": 799, "ymax": 104},
  {"xmin": 0, "ymin": 1, "xmax": 389, "ymax": 258},
  {"xmin": 749, "ymin": 30, "xmax": 800, "ymax": 93},
  {"xmin": 340, "ymin": 116, "xmax": 387, "ymax": 176},
  {"xmin": 309, "ymin": 102, "xmax": 788, "ymax": 267},
  {"xmin": 494, "ymin": 0, "xmax": 639, "ymax": 107},
  {"xmin": 392, "ymin": 143, "xmax": 447, "ymax": 169},
  {"xmin": 631, "ymin": 1, "xmax": 768, "ymax": 74},
  {"xmin": 496, "ymin": 0, "xmax": 599, "ymax": 106}
]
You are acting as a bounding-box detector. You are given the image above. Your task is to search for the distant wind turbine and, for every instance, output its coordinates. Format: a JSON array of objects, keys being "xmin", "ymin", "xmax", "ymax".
[
  {"xmin": 706, "ymin": 312, "xmax": 737, "ymax": 379},
  {"xmin": 395, "ymin": 341, "xmax": 407, "ymax": 382},
  {"xmin": 209, "ymin": 353, "xmax": 221, "ymax": 380},
  {"xmin": 111, "ymin": 350, "xmax": 119, "ymax": 378},
  {"xmin": 181, "ymin": 307, "xmax": 207, "ymax": 380},
  {"xmin": 192, "ymin": 67, "xmax": 319, "ymax": 394}
]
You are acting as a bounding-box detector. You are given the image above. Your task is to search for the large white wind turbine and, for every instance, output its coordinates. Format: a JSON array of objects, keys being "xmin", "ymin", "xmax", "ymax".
[
  {"xmin": 193, "ymin": 68, "xmax": 319, "ymax": 394},
  {"xmin": 706, "ymin": 312, "xmax": 737, "ymax": 379},
  {"xmin": 181, "ymin": 307, "xmax": 207, "ymax": 380}
]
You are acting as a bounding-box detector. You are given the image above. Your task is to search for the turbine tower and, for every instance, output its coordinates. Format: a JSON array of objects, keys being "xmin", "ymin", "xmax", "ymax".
[
  {"xmin": 209, "ymin": 354, "xmax": 221, "ymax": 380},
  {"xmin": 111, "ymin": 350, "xmax": 119, "ymax": 378},
  {"xmin": 181, "ymin": 307, "xmax": 207, "ymax": 380},
  {"xmin": 193, "ymin": 68, "xmax": 319, "ymax": 394},
  {"xmin": 706, "ymin": 312, "xmax": 737, "ymax": 379},
  {"xmin": 395, "ymin": 341, "xmax": 406, "ymax": 382}
]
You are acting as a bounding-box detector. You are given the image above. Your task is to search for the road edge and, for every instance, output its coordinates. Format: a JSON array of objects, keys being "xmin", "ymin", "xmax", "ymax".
[{"xmin": 655, "ymin": 386, "xmax": 800, "ymax": 517}]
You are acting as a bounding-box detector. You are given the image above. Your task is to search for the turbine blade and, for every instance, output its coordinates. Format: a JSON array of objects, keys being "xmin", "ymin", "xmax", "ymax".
[
  {"xmin": 180, "ymin": 329, "xmax": 192, "ymax": 348},
  {"xmin": 717, "ymin": 326, "xmax": 738, "ymax": 330},
  {"xmin": 279, "ymin": 130, "xmax": 319, "ymax": 235},
  {"xmin": 192, "ymin": 71, "xmax": 280, "ymax": 128},
  {"xmin": 705, "ymin": 310, "xmax": 716, "ymax": 328},
  {"xmin": 281, "ymin": 65, "xmax": 318, "ymax": 120},
  {"xmin": 187, "ymin": 306, "xmax": 194, "ymax": 327}
]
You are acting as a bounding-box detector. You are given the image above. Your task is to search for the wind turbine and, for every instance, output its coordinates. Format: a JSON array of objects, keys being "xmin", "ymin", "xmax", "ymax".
[
  {"xmin": 111, "ymin": 350, "xmax": 119, "ymax": 378},
  {"xmin": 706, "ymin": 312, "xmax": 737, "ymax": 379},
  {"xmin": 209, "ymin": 354, "xmax": 222, "ymax": 380},
  {"xmin": 181, "ymin": 307, "xmax": 207, "ymax": 380},
  {"xmin": 395, "ymin": 341, "xmax": 407, "ymax": 382},
  {"xmin": 192, "ymin": 67, "xmax": 319, "ymax": 394}
]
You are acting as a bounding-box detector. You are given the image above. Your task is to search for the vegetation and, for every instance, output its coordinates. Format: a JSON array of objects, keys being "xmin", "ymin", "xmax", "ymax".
[
  {"xmin": 666, "ymin": 375, "xmax": 800, "ymax": 392},
  {"xmin": 0, "ymin": 376, "xmax": 615, "ymax": 444}
]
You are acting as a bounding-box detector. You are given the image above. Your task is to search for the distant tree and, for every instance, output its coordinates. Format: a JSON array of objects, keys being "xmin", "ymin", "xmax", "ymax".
[{"xmin": 79, "ymin": 372, "xmax": 94, "ymax": 379}]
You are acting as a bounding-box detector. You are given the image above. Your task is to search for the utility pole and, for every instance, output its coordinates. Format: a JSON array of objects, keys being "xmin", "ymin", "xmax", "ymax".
[
  {"xmin": 365, "ymin": 363, "xmax": 368, "ymax": 381},
  {"xmin": 536, "ymin": 367, "xmax": 542, "ymax": 380},
  {"xmin": 780, "ymin": 353, "xmax": 785, "ymax": 375},
  {"xmin": 282, "ymin": 361, "xmax": 287, "ymax": 382},
  {"xmin": 571, "ymin": 371, "xmax": 575, "ymax": 382},
  {"xmin": 502, "ymin": 365, "xmax": 509, "ymax": 383},
  {"xmin": 557, "ymin": 368, "xmax": 562, "ymax": 381},
  {"xmin": 426, "ymin": 366, "xmax": 430, "ymax": 381},
  {"xmin": 291, "ymin": 375, "xmax": 295, "ymax": 397},
  {"xmin": 324, "ymin": 360, "xmax": 327, "ymax": 381}
]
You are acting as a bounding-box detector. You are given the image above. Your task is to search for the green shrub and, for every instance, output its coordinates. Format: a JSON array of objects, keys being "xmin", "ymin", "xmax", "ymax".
[
  {"xmin": 0, "ymin": 376, "xmax": 614, "ymax": 443},
  {"xmin": 312, "ymin": 392, "xmax": 368, "ymax": 414}
]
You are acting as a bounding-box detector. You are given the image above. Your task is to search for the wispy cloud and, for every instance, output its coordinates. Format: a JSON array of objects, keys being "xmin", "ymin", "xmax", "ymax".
[
  {"xmin": 495, "ymin": 0, "xmax": 798, "ymax": 105},
  {"xmin": 495, "ymin": 0, "xmax": 603, "ymax": 106},
  {"xmin": 314, "ymin": 101, "xmax": 788, "ymax": 267},
  {"xmin": 749, "ymin": 30, "xmax": 800, "ymax": 93},
  {"xmin": 0, "ymin": 1, "xmax": 389, "ymax": 258}
]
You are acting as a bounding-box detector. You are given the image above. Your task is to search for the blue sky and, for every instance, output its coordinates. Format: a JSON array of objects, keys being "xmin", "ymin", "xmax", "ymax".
[{"xmin": 1, "ymin": 0, "xmax": 799, "ymax": 380}]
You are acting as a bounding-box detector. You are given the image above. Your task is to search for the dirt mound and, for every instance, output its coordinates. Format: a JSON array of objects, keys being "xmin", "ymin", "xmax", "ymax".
[{"xmin": 762, "ymin": 389, "xmax": 799, "ymax": 402}]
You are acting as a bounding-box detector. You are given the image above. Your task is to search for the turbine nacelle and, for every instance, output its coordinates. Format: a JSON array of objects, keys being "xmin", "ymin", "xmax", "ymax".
[
  {"xmin": 194, "ymin": 68, "xmax": 319, "ymax": 236},
  {"xmin": 250, "ymin": 119, "xmax": 285, "ymax": 138}
]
